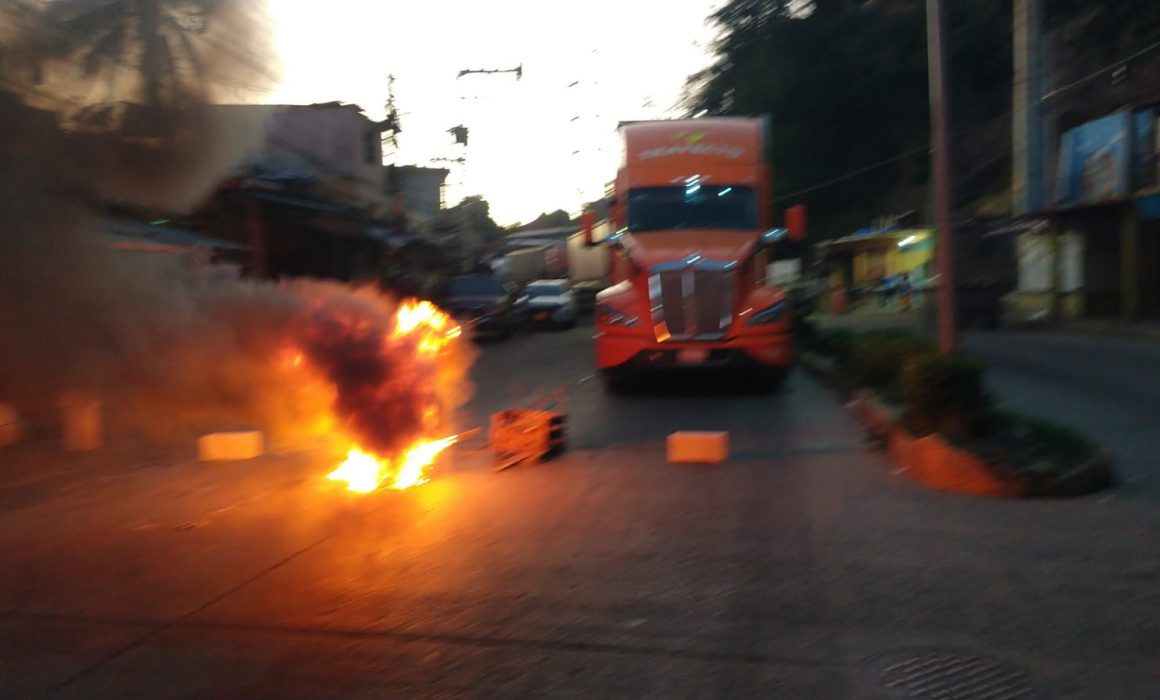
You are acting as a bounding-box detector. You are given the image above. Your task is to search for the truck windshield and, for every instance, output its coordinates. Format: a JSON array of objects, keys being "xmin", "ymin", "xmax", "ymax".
[{"xmin": 626, "ymin": 185, "xmax": 758, "ymax": 232}]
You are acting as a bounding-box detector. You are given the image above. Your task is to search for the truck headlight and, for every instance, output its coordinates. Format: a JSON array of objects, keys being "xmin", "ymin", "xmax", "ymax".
[
  {"xmin": 596, "ymin": 302, "xmax": 638, "ymax": 327},
  {"xmin": 746, "ymin": 300, "xmax": 788, "ymax": 326}
]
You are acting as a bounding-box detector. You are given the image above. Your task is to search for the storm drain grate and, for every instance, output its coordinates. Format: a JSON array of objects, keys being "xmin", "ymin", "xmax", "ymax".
[{"xmin": 871, "ymin": 650, "xmax": 1034, "ymax": 700}]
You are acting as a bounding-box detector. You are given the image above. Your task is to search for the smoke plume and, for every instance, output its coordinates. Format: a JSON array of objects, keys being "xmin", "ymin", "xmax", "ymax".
[{"xmin": 0, "ymin": 1, "xmax": 472, "ymax": 453}]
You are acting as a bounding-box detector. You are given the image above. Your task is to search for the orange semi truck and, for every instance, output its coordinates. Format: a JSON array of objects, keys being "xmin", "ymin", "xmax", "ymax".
[{"xmin": 583, "ymin": 117, "xmax": 805, "ymax": 391}]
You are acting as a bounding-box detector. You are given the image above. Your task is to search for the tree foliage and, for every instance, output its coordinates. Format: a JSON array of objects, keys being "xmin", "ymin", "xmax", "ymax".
[
  {"xmin": 513, "ymin": 209, "xmax": 572, "ymax": 232},
  {"xmin": 4, "ymin": 0, "xmax": 274, "ymax": 124},
  {"xmin": 12, "ymin": 1, "xmax": 221, "ymax": 106},
  {"xmin": 684, "ymin": 0, "xmax": 1011, "ymax": 238},
  {"xmin": 1043, "ymin": 1, "xmax": 1160, "ymax": 127},
  {"xmin": 430, "ymin": 195, "xmax": 504, "ymax": 250}
]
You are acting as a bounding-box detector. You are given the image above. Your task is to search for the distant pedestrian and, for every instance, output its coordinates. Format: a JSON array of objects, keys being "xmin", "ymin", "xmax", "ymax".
[{"xmin": 899, "ymin": 273, "xmax": 913, "ymax": 311}]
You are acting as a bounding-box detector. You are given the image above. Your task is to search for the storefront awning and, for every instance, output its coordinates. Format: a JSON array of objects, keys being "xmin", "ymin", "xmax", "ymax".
[
  {"xmin": 981, "ymin": 218, "xmax": 1050, "ymax": 238},
  {"xmin": 826, "ymin": 227, "xmax": 932, "ymax": 252},
  {"xmin": 104, "ymin": 219, "xmax": 247, "ymax": 252}
]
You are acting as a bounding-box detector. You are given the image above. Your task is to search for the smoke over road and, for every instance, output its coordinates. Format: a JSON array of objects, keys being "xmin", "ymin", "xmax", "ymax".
[{"xmin": 0, "ymin": 1, "xmax": 472, "ymax": 454}]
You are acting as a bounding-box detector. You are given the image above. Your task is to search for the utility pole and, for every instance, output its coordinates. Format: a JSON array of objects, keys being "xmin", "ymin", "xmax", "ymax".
[
  {"xmin": 1012, "ymin": 0, "xmax": 1045, "ymax": 215},
  {"xmin": 1013, "ymin": 0, "xmax": 1063, "ymax": 321},
  {"xmin": 382, "ymin": 74, "xmax": 403, "ymax": 222},
  {"xmin": 382, "ymin": 74, "xmax": 401, "ymax": 153},
  {"xmin": 926, "ymin": 0, "xmax": 957, "ymax": 353},
  {"xmin": 450, "ymin": 65, "xmax": 523, "ymax": 268}
]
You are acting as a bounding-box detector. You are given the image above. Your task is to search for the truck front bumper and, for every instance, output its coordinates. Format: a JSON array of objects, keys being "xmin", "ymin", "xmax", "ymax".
[{"xmin": 595, "ymin": 331, "xmax": 793, "ymax": 370}]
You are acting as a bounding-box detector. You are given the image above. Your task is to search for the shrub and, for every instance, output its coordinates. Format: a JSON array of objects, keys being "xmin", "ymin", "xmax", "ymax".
[
  {"xmin": 967, "ymin": 407, "xmax": 1114, "ymax": 495},
  {"xmin": 900, "ymin": 351, "xmax": 988, "ymax": 438},
  {"xmin": 796, "ymin": 321, "xmax": 854, "ymax": 361},
  {"xmin": 847, "ymin": 332, "xmax": 934, "ymax": 390},
  {"xmin": 811, "ymin": 327, "xmax": 856, "ymax": 362},
  {"xmin": 794, "ymin": 317, "xmax": 819, "ymax": 347},
  {"xmin": 983, "ymin": 409, "xmax": 1095, "ymax": 465}
]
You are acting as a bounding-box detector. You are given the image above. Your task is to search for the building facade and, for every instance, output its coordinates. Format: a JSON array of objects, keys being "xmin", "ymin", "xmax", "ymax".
[{"xmin": 192, "ymin": 102, "xmax": 393, "ymax": 282}]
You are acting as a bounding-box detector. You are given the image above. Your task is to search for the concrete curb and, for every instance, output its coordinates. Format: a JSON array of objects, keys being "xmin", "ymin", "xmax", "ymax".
[
  {"xmin": 801, "ymin": 351, "xmax": 1113, "ymax": 499},
  {"xmin": 1000, "ymin": 320, "xmax": 1160, "ymax": 343},
  {"xmin": 847, "ymin": 390, "xmax": 1022, "ymax": 498}
]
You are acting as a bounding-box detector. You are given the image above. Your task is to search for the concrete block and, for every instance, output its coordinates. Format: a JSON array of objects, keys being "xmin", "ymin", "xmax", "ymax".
[
  {"xmin": 198, "ymin": 431, "xmax": 264, "ymax": 461},
  {"xmin": 0, "ymin": 402, "xmax": 22, "ymax": 447},
  {"xmin": 60, "ymin": 395, "xmax": 102, "ymax": 452},
  {"xmin": 667, "ymin": 431, "xmax": 729, "ymax": 464}
]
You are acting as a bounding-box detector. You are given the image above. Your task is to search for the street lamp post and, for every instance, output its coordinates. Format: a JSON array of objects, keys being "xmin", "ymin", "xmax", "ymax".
[{"xmin": 926, "ymin": 0, "xmax": 957, "ymax": 353}]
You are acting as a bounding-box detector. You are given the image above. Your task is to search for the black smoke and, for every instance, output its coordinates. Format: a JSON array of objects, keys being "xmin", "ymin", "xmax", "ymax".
[{"xmin": 0, "ymin": 2, "xmax": 472, "ymax": 451}]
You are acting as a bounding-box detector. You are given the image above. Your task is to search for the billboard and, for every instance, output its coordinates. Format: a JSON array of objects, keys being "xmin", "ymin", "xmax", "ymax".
[
  {"xmin": 1131, "ymin": 107, "xmax": 1158, "ymax": 191},
  {"xmin": 1054, "ymin": 111, "xmax": 1130, "ymax": 207}
]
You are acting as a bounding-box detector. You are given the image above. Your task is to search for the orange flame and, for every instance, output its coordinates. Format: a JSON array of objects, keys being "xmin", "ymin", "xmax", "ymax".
[
  {"xmin": 327, "ymin": 447, "xmax": 382, "ymax": 494},
  {"xmin": 392, "ymin": 299, "xmax": 462, "ymax": 355},
  {"xmin": 328, "ymin": 435, "xmax": 458, "ymax": 493},
  {"xmin": 319, "ymin": 298, "xmax": 465, "ymax": 493}
]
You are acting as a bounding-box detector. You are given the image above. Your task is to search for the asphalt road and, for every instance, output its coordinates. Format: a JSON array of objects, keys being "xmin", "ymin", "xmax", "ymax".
[{"xmin": 1, "ymin": 324, "xmax": 1157, "ymax": 698}]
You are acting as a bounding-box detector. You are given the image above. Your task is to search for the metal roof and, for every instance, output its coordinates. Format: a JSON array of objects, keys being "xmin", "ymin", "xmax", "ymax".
[{"xmin": 103, "ymin": 219, "xmax": 246, "ymax": 251}]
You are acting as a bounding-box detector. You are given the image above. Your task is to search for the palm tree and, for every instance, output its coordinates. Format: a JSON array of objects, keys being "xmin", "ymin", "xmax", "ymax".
[
  {"xmin": 39, "ymin": 0, "xmax": 214, "ymax": 105},
  {"xmin": 8, "ymin": 0, "xmax": 272, "ymax": 142}
]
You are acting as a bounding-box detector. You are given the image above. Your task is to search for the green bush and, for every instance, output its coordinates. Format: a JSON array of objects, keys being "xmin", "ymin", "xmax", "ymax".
[
  {"xmin": 794, "ymin": 317, "xmax": 819, "ymax": 346},
  {"xmin": 900, "ymin": 351, "xmax": 988, "ymax": 438},
  {"xmin": 847, "ymin": 332, "xmax": 934, "ymax": 390},
  {"xmin": 981, "ymin": 408, "xmax": 1095, "ymax": 465},
  {"xmin": 968, "ymin": 407, "xmax": 1114, "ymax": 494},
  {"xmin": 809, "ymin": 327, "xmax": 856, "ymax": 362}
]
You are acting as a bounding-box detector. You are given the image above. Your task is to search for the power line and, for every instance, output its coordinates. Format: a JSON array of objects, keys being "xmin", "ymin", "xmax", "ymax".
[
  {"xmin": 1041, "ymin": 37, "xmax": 1160, "ymax": 101},
  {"xmin": 775, "ymin": 33, "xmax": 1160, "ymax": 205},
  {"xmin": 772, "ymin": 146, "xmax": 929, "ymax": 203},
  {"xmin": 772, "ymin": 116, "xmax": 1003, "ymax": 203}
]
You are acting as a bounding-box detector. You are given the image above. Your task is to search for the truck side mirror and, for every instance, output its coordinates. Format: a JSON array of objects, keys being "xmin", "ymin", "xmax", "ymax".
[
  {"xmin": 581, "ymin": 210, "xmax": 596, "ymax": 247},
  {"xmin": 786, "ymin": 204, "xmax": 807, "ymax": 241}
]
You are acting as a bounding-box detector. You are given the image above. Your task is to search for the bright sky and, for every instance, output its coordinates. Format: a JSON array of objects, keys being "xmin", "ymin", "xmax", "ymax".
[{"xmin": 266, "ymin": 0, "xmax": 722, "ymax": 225}]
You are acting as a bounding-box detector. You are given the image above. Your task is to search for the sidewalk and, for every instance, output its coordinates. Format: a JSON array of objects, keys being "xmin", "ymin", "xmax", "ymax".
[
  {"xmin": 812, "ymin": 307, "xmax": 931, "ymax": 335},
  {"xmin": 813, "ymin": 308, "xmax": 1160, "ymax": 345},
  {"xmin": 1054, "ymin": 319, "xmax": 1160, "ymax": 343}
]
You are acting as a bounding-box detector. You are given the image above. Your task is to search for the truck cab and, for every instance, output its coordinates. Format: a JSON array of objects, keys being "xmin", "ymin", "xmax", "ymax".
[{"xmin": 586, "ymin": 118, "xmax": 804, "ymax": 391}]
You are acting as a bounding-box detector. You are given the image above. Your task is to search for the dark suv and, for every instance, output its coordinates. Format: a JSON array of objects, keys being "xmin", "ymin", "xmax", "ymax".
[{"xmin": 435, "ymin": 274, "xmax": 530, "ymax": 338}]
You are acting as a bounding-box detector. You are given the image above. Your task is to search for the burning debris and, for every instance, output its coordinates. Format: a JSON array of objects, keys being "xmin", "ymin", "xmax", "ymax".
[
  {"xmin": 490, "ymin": 409, "xmax": 566, "ymax": 471},
  {"xmin": 329, "ymin": 437, "xmax": 455, "ymax": 494},
  {"xmin": 288, "ymin": 296, "xmax": 473, "ymax": 492},
  {"xmin": 0, "ymin": 2, "xmax": 475, "ymax": 489}
]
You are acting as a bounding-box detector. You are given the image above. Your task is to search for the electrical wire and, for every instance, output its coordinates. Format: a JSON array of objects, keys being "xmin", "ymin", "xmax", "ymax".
[
  {"xmin": 772, "ymin": 146, "xmax": 929, "ymax": 203},
  {"xmin": 1041, "ymin": 37, "xmax": 1160, "ymax": 102},
  {"xmin": 715, "ymin": 22, "xmax": 1160, "ymax": 207},
  {"xmin": 771, "ymin": 116, "xmax": 1004, "ymax": 203}
]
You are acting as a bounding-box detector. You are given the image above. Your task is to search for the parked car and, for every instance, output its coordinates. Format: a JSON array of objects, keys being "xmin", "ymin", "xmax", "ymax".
[
  {"xmin": 525, "ymin": 279, "xmax": 578, "ymax": 329},
  {"xmin": 434, "ymin": 274, "xmax": 530, "ymax": 338}
]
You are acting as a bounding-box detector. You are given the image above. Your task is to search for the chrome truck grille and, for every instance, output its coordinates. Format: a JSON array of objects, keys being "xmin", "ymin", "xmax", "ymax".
[{"xmin": 648, "ymin": 259, "xmax": 736, "ymax": 341}]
